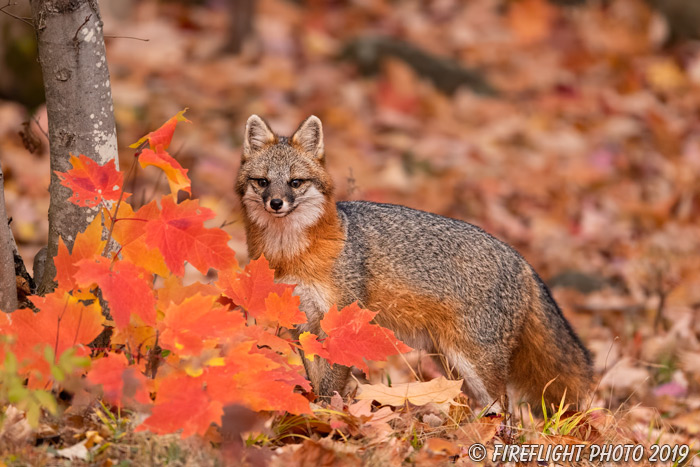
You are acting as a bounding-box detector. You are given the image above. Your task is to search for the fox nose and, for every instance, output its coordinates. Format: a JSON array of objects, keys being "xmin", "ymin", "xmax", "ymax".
[{"xmin": 270, "ymin": 198, "xmax": 284, "ymax": 211}]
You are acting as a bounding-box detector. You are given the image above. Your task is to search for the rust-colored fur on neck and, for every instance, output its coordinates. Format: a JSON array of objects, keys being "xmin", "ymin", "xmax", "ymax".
[{"xmin": 243, "ymin": 200, "xmax": 344, "ymax": 284}]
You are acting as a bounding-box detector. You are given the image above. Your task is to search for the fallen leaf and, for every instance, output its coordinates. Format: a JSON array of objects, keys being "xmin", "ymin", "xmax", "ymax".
[
  {"xmin": 356, "ymin": 377, "xmax": 463, "ymax": 407},
  {"xmin": 55, "ymin": 439, "xmax": 89, "ymax": 461}
]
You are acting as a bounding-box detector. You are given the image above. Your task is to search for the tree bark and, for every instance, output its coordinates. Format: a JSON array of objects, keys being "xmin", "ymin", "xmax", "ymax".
[
  {"xmin": 0, "ymin": 161, "xmax": 19, "ymax": 313},
  {"xmin": 29, "ymin": 0, "xmax": 118, "ymax": 294}
]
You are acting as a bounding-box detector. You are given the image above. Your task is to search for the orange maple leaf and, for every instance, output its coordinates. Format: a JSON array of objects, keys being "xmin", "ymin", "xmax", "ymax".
[
  {"xmin": 56, "ymin": 154, "xmax": 127, "ymax": 207},
  {"xmin": 156, "ymin": 274, "xmax": 219, "ymax": 310},
  {"xmin": 138, "ymin": 147, "xmax": 192, "ymax": 197},
  {"xmin": 143, "ymin": 197, "xmax": 237, "ymax": 276},
  {"xmin": 298, "ymin": 331, "xmax": 329, "ymax": 361},
  {"xmin": 87, "ymin": 353, "xmax": 150, "ymax": 407},
  {"xmin": 0, "ymin": 290, "xmax": 104, "ymax": 388},
  {"xmin": 74, "ymin": 257, "xmax": 156, "ymax": 329},
  {"xmin": 136, "ymin": 373, "xmax": 223, "ymax": 438},
  {"xmin": 159, "ymin": 293, "xmax": 245, "ymax": 356},
  {"xmin": 262, "ymin": 288, "xmax": 306, "ymax": 328},
  {"xmin": 244, "ymin": 326, "xmax": 295, "ymax": 353},
  {"xmin": 218, "ymin": 256, "xmax": 293, "ymax": 320},
  {"xmin": 110, "ymin": 201, "xmax": 169, "ymax": 277},
  {"xmin": 54, "ymin": 216, "xmax": 106, "ymax": 291},
  {"xmin": 130, "ymin": 109, "xmax": 190, "ymax": 152}
]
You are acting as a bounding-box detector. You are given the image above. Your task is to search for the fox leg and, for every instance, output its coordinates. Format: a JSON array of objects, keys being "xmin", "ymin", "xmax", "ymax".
[
  {"xmin": 442, "ymin": 347, "xmax": 509, "ymax": 414},
  {"xmin": 296, "ymin": 349, "xmax": 351, "ymax": 397},
  {"xmin": 317, "ymin": 364, "xmax": 352, "ymax": 397},
  {"xmin": 291, "ymin": 281, "xmax": 353, "ymax": 397}
]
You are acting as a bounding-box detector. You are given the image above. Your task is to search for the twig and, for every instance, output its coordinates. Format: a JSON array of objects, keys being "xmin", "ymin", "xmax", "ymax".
[
  {"xmin": 104, "ymin": 34, "xmax": 150, "ymax": 42},
  {"xmin": 73, "ymin": 14, "xmax": 92, "ymax": 42},
  {"xmin": 31, "ymin": 116, "xmax": 49, "ymax": 141},
  {"xmin": 0, "ymin": 1, "xmax": 33, "ymax": 27}
]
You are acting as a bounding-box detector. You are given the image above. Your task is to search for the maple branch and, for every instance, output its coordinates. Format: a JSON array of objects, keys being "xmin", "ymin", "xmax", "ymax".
[
  {"xmin": 54, "ymin": 295, "xmax": 70, "ymax": 364},
  {"xmin": 103, "ymin": 155, "xmax": 139, "ymax": 257}
]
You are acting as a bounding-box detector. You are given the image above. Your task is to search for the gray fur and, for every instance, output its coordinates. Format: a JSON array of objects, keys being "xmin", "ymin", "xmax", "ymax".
[{"xmin": 328, "ymin": 201, "xmax": 592, "ymax": 407}]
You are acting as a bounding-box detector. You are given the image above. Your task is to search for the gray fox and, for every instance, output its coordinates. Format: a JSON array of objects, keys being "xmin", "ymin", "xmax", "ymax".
[{"xmin": 235, "ymin": 115, "xmax": 593, "ymax": 412}]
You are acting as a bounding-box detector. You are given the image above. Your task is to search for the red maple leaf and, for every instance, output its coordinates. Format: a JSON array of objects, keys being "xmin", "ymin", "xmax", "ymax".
[
  {"xmin": 87, "ymin": 353, "xmax": 150, "ymax": 407},
  {"xmin": 143, "ymin": 197, "xmax": 237, "ymax": 276},
  {"xmin": 0, "ymin": 290, "xmax": 104, "ymax": 388},
  {"xmin": 206, "ymin": 343, "xmax": 311, "ymax": 415},
  {"xmin": 136, "ymin": 373, "xmax": 223, "ymax": 438},
  {"xmin": 302, "ymin": 303, "xmax": 412, "ymax": 373},
  {"xmin": 217, "ymin": 256, "xmax": 293, "ymax": 320},
  {"xmin": 56, "ymin": 154, "xmax": 126, "ymax": 207},
  {"xmin": 74, "ymin": 257, "xmax": 156, "ymax": 329},
  {"xmin": 129, "ymin": 109, "xmax": 190, "ymax": 152}
]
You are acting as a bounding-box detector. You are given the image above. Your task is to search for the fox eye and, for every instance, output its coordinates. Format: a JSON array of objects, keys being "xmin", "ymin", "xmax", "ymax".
[
  {"xmin": 289, "ymin": 179, "xmax": 303, "ymax": 188},
  {"xmin": 255, "ymin": 179, "xmax": 269, "ymax": 188}
]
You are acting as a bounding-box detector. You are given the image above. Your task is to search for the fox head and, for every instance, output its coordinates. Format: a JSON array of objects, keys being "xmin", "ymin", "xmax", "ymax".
[{"xmin": 236, "ymin": 115, "xmax": 334, "ymax": 240}]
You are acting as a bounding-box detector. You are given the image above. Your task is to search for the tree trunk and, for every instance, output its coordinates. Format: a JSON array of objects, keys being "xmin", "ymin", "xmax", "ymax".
[
  {"xmin": 29, "ymin": 0, "xmax": 118, "ymax": 294},
  {"xmin": 0, "ymin": 162, "xmax": 19, "ymax": 313}
]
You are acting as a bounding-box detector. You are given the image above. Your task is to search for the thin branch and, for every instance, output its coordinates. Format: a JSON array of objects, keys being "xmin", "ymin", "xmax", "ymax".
[
  {"xmin": 73, "ymin": 14, "xmax": 91, "ymax": 42},
  {"xmin": 104, "ymin": 34, "xmax": 150, "ymax": 42},
  {"xmin": 0, "ymin": 1, "xmax": 33, "ymax": 27},
  {"xmin": 31, "ymin": 116, "xmax": 50, "ymax": 141}
]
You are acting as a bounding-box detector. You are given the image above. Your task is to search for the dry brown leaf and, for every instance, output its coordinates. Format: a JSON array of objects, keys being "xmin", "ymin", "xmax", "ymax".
[
  {"xmin": 356, "ymin": 377, "xmax": 463, "ymax": 407},
  {"xmin": 55, "ymin": 439, "xmax": 90, "ymax": 461},
  {"xmin": 0, "ymin": 406, "xmax": 33, "ymax": 445}
]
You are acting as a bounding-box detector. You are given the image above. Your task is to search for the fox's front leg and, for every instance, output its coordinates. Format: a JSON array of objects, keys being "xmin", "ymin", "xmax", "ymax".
[
  {"xmin": 292, "ymin": 282, "xmax": 352, "ymax": 397},
  {"xmin": 300, "ymin": 349, "xmax": 351, "ymax": 398},
  {"xmin": 294, "ymin": 316, "xmax": 352, "ymax": 397}
]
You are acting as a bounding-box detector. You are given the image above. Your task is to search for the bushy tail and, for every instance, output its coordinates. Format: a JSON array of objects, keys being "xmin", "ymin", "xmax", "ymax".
[{"xmin": 509, "ymin": 272, "xmax": 593, "ymax": 412}]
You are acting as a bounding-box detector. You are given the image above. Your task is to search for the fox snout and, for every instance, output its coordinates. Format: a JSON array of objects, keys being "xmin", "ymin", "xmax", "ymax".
[
  {"xmin": 269, "ymin": 198, "xmax": 284, "ymax": 211},
  {"xmin": 262, "ymin": 187, "xmax": 293, "ymax": 216}
]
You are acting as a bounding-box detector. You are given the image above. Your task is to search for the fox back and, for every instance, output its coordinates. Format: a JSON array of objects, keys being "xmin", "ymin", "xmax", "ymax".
[{"xmin": 236, "ymin": 115, "xmax": 593, "ymax": 412}]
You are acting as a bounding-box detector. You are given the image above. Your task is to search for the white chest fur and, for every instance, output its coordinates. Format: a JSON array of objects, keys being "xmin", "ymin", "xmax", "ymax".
[{"xmin": 279, "ymin": 276, "xmax": 333, "ymax": 335}]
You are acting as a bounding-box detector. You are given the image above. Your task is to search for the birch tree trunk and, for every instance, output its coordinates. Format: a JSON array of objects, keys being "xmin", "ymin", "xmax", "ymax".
[{"xmin": 29, "ymin": 0, "xmax": 118, "ymax": 294}]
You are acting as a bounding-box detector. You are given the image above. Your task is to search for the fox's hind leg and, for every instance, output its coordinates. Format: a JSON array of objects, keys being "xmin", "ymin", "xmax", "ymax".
[{"xmin": 441, "ymin": 345, "xmax": 509, "ymax": 414}]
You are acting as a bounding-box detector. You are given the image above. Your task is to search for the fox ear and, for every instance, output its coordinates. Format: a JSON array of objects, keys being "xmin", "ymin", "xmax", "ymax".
[
  {"xmin": 291, "ymin": 115, "xmax": 324, "ymax": 161},
  {"xmin": 243, "ymin": 115, "xmax": 276, "ymax": 160}
]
